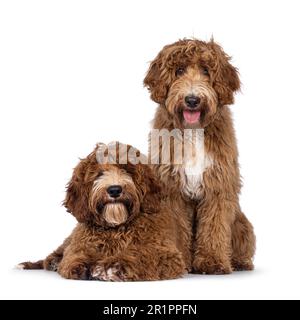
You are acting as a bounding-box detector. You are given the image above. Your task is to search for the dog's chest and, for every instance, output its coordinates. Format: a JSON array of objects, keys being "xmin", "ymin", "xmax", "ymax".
[
  {"xmin": 94, "ymin": 231, "xmax": 131, "ymax": 256},
  {"xmin": 176, "ymin": 133, "xmax": 212, "ymax": 200}
]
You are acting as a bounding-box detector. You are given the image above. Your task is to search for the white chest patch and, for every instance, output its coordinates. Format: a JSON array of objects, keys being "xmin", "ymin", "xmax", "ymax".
[{"xmin": 177, "ymin": 130, "xmax": 213, "ymax": 199}]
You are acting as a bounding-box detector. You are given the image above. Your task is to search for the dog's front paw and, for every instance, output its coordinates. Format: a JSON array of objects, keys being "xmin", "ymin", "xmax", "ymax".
[
  {"xmin": 59, "ymin": 262, "xmax": 90, "ymax": 280},
  {"xmin": 157, "ymin": 250, "xmax": 186, "ymax": 280},
  {"xmin": 193, "ymin": 257, "xmax": 232, "ymax": 275},
  {"xmin": 231, "ymin": 259, "xmax": 254, "ymax": 272},
  {"xmin": 44, "ymin": 255, "xmax": 62, "ymax": 271},
  {"xmin": 91, "ymin": 263, "xmax": 127, "ymax": 282}
]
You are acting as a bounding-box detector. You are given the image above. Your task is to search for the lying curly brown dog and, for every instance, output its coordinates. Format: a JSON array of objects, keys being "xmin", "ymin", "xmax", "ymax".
[
  {"xmin": 145, "ymin": 38, "xmax": 256, "ymax": 274},
  {"xmin": 19, "ymin": 143, "xmax": 186, "ymax": 281}
]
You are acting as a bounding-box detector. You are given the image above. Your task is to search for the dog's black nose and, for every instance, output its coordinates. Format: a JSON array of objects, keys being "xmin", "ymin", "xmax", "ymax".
[
  {"xmin": 107, "ymin": 185, "xmax": 122, "ymax": 198},
  {"xmin": 185, "ymin": 95, "xmax": 200, "ymax": 108}
]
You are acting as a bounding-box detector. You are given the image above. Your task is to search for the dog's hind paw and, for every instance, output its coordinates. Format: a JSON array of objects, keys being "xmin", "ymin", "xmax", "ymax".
[{"xmin": 15, "ymin": 260, "xmax": 44, "ymax": 270}]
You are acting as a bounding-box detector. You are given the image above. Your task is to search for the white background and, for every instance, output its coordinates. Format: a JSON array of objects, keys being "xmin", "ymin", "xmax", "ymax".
[{"xmin": 0, "ymin": 0, "xmax": 300, "ymax": 300}]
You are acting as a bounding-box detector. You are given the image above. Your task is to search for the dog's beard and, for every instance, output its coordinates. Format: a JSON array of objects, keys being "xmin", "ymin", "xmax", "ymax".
[{"xmin": 102, "ymin": 203, "xmax": 128, "ymax": 226}]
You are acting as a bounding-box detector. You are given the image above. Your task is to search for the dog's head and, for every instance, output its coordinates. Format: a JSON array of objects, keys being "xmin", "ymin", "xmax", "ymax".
[
  {"xmin": 144, "ymin": 39, "xmax": 240, "ymax": 128},
  {"xmin": 64, "ymin": 143, "xmax": 161, "ymax": 228}
]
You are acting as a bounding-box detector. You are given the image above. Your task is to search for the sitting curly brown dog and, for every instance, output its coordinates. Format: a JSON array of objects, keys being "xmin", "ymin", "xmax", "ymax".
[
  {"xmin": 19, "ymin": 143, "xmax": 186, "ymax": 281},
  {"xmin": 144, "ymin": 38, "xmax": 256, "ymax": 274}
]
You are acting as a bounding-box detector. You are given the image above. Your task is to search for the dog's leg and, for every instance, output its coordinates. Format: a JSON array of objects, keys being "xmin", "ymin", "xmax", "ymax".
[
  {"xmin": 155, "ymin": 247, "xmax": 187, "ymax": 280},
  {"xmin": 192, "ymin": 196, "xmax": 235, "ymax": 275},
  {"xmin": 231, "ymin": 209, "xmax": 255, "ymax": 271},
  {"xmin": 17, "ymin": 260, "xmax": 44, "ymax": 270},
  {"xmin": 91, "ymin": 245, "xmax": 186, "ymax": 281},
  {"xmin": 43, "ymin": 236, "xmax": 72, "ymax": 271},
  {"xmin": 91, "ymin": 251, "xmax": 161, "ymax": 281},
  {"xmin": 58, "ymin": 253, "xmax": 91, "ymax": 280}
]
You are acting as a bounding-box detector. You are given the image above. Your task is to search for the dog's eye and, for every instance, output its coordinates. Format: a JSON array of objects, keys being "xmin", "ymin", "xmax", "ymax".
[
  {"xmin": 97, "ymin": 170, "xmax": 104, "ymax": 178},
  {"xmin": 175, "ymin": 67, "xmax": 185, "ymax": 77},
  {"xmin": 202, "ymin": 67, "xmax": 209, "ymax": 76}
]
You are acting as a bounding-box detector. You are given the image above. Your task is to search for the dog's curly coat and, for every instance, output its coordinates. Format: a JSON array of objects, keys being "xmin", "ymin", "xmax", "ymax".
[
  {"xmin": 19, "ymin": 143, "xmax": 186, "ymax": 281},
  {"xmin": 144, "ymin": 39, "xmax": 256, "ymax": 274}
]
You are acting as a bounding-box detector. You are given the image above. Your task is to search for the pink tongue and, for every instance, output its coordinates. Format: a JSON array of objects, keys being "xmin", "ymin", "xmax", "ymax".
[{"xmin": 183, "ymin": 110, "xmax": 201, "ymax": 124}]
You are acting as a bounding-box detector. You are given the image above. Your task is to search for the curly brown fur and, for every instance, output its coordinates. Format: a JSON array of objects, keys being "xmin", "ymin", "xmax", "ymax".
[
  {"xmin": 145, "ymin": 38, "xmax": 256, "ymax": 274},
  {"xmin": 19, "ymin": 143, "xmax": 186, "ymax": 281}
]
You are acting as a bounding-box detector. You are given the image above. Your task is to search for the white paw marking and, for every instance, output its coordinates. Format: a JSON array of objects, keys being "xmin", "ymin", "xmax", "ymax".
[
  {"xmin": 92, "ymin": 265, "xmax": 124, "ymax": 281},
  {"xmin": 91, "ymin": 265, "xmax": 105, "ymax": 278},
  {"xmin": 106, "ymin": 268, "xmax": 115, "ymax": 279},
  {"xmin": 15, "ymin": 264, "xmax": 25, "ymax": 270}
]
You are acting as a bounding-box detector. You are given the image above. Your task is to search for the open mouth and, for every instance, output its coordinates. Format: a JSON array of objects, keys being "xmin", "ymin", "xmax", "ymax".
[{"xmin": 183, "ymin": 110, "xmax": 201, "ymax": 124}]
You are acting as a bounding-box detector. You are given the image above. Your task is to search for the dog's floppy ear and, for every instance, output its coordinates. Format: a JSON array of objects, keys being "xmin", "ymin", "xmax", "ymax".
[
  {"xmin": 144, "ymin": 51, "xmax": 169, "ymax": 104},
  {"xmin": 208, "ymin": 41, "xmax": 241, "ymax": 106},
  {"xmin": 138, "ymin": 165, "xmax": 162, "ymax": 214},
  {"xmin": 116, "ymin": 146, "xmax": 162, "ymax": 213},
  {"xmin": 64, "ymin": 152, "xmax": 98, "ymax": 223}
]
